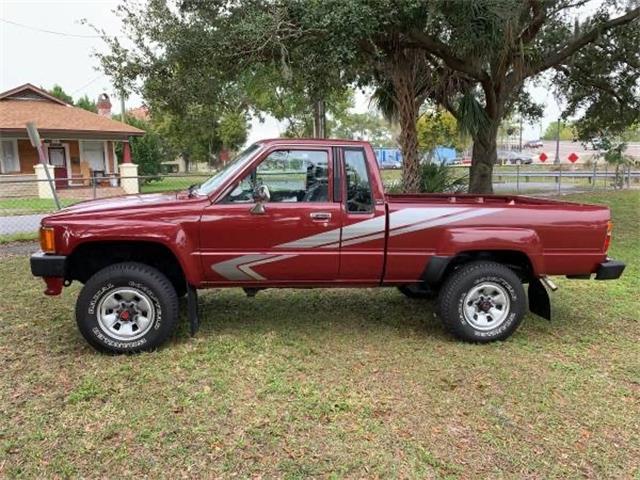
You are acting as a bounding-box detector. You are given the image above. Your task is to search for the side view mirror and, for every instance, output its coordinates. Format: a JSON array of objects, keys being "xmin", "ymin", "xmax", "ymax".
[{"xmin": 250, "ymin": 184, "xmax": 270, "ymax": 214}]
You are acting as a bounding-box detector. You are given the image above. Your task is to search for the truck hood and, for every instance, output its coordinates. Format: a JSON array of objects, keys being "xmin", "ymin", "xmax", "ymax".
[{"xmin": 48, "ymin": 192, "xmax": 181, "ymax": 217}]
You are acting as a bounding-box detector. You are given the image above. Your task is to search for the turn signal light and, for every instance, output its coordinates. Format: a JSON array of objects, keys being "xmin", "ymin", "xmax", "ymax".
[
  {"xmin": 604, "ymin": 221, "xmax": 613, "ymax": 252},
  {"xmin": 40, "ymin": 227, "xmax": 56, "ymax": 253}
]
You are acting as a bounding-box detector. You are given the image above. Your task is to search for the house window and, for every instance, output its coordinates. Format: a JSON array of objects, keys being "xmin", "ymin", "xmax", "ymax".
[
  {"xmin": 0, "ymin": 139, "xmax": 20, "ymax": 173},
  {"xmin": 82, "ymin": 141, "xmax": 106, "ymax": 172}
]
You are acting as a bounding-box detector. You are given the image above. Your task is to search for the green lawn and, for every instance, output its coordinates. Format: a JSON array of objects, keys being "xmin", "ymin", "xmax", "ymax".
[
  {"xmin": 141, "ymin": 175, "xmax": 212, "ymax": 193},
  {"xmin": 0, "ymin": 232, "xmax": 38, "ymax": 244},
  {"xmin": 0, "ymin": 198, "xmax": 81, "ymax": 216},
  {"xmin": 0, "ymin": 190, "xmax": 638, "ymax": 478}
]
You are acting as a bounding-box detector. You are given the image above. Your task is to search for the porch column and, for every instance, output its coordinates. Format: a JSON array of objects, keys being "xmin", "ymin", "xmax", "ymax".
[
  {"xmin": 119, "ymin": 138, "xmax": 138, "ymax": 194},
  {"xmin": 123, "ymin": 140, "xmax": 132, "ymax": 163},
  {"xmin": 34, "ymin": 164, "xmax": 56, "ymax": 199}
]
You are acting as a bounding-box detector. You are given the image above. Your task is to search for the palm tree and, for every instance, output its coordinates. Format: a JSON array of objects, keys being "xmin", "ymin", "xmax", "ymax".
[{"xmin": 370, "ymin": 47, "xmax": 434, "ymax": 193}]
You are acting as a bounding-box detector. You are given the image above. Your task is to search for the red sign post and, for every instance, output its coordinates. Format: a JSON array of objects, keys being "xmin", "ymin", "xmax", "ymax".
[
  {"xmin": 539, "ymin": 152, "xmax": 548, "ymax": 162},
  {"xmin": 568, "ymin": 152, "xmax": 579, "ymax": 163}
]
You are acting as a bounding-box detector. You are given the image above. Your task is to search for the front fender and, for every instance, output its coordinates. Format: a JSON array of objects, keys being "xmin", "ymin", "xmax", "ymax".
[{"xmin": 53, "ymin": 220, "xmax": 202, "ymax": 286}]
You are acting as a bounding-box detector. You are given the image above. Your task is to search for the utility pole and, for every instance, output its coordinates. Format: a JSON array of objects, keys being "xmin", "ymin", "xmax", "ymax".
[
  {"xmin": 26, "ymin": 122, "xmax": 61, "ymax": 209},
  {"xmin": 519, "ymin": 115, "xmax": 523, "ymax": 151},
  {"xmin": 554, "ymin": 118, "xmax": 561, "ymax": 164},
  {"xmin": 120, "ymin": 92, "xmax": 126, "ymax": 123}
]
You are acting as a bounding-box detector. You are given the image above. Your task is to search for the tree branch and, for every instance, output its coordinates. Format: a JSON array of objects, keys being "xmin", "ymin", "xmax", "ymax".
[
  {"xmin": 529, "ymin": 7, "xmax": 640, "ymax": 77},
  {"xmin": 403, "ymin": 31, "xmax": 489, "ymax": 82},
  {"xmin": 519, "ymin": 0, "xmax": 547, "ymax": 44}
]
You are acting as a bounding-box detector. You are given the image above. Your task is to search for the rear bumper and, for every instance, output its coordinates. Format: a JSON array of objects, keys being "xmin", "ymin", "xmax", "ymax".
[
  {"xmin": 30, "ymin": 251, "xmax": 67, "ymax": 278},
  {"xmin": 595, "ymin": 259, "xmax": 625, "ymax": 280}
]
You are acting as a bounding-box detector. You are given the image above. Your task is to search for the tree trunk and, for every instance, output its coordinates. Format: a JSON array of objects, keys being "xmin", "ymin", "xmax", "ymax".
[
  {"xmin": 469, "ymin": 124, "xmax": 499, "ymax": 194},
  {"xmin": 183, "ymin": 152, "xmax": 190, "ymax": 173},
  {"xmin": 399, "ymin": 105, "xmax": 421, "ymax": 193},
  {"xmin": 313, "ymin": 99, "xmax": 326, "ymax": 138},
  {"xmin": 393, "ymin": 70, "xmax": 421, "ymax": 193}
]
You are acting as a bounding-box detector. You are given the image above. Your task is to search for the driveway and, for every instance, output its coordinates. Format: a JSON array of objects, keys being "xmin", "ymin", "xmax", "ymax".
[{"xmin": 0, "ymin": 214, "xmax": 45, "ymax": 235}]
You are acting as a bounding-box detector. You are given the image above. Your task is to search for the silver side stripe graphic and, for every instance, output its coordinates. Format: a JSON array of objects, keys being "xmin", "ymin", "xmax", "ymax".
[
  {"xmin": 389, "ymin": 208, "xmax": 499, "ymax": 237},
  {"xmin": 318, "ymin": 207, "xmax": 470, "ymax": 249},
  {"xmin": 212, "ymin": 253, "xmax": 296, "ymax": 281},
  {"xmin": 211, "ymin": 207, "xmax": 504, "ymax": 280},
  {"xmin": 278, "ymin": 228, "xmax": 340, "ymax": 249}
]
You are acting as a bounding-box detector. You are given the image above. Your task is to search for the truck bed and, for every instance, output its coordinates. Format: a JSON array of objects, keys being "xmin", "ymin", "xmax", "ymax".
[
  {"xmin": 386, "ymin": 192, "xmax": 594, "ymax": 208},
  {"xmin": 383, "ymin": 192, "xmax": 610, "ymax": 281}
]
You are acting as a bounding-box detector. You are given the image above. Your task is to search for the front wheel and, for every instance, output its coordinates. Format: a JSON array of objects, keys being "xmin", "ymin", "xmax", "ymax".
[
  {"xmin": 437, "ymin": 261, "xmax": 526, "ymax": 342},
  {"xmin": 75, "ymin": 262, "xmax": 179, "ymax": 353}
]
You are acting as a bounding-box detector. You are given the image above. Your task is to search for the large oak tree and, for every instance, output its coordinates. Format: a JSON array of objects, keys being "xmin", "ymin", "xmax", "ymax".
[{"xmin": 98, "ymin": 0, "xmax": 639, "ymax": 193}]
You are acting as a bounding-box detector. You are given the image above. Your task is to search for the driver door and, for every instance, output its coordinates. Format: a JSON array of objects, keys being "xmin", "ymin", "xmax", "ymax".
[{"xmin": 199, "ymin": 147, "xmax": 342, "ymax": 284}]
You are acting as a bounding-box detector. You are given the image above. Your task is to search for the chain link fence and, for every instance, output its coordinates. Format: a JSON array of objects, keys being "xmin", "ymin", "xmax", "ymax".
[
  {"xmin": 490, "ymin": 162, "xmax": 638, "ymax": 195},
  {"xmin": 0, "ymin": 173, "xmax": 213, "ymax": 241},
  {"xmin": 1, "ymin": 165, "xmax": 638, "ymax": 242},
  {"xmin": 380, "ymin": 163, "xmax": 639, "ymax": 195}
]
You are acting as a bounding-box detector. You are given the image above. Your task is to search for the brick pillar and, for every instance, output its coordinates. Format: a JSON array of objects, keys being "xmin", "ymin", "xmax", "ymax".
[{"xmin": 123, "ymin": 140, "xmax": 132, "ymax": 163}]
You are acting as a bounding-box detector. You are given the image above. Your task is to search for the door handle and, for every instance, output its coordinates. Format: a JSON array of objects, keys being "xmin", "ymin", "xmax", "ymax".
[{"xmin": 310, "ymin": 212, "xmax": 332, "ymax": 221}]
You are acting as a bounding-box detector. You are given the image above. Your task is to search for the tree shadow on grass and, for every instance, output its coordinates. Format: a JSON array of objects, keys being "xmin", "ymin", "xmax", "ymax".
[{"xmin": 172, "ymin": 287, "xmax": 447, "ymax": 344}]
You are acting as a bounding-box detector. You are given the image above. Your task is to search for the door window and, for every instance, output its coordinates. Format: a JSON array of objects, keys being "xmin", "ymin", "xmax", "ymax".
[
  {"xmin": 224, "ymin": 149, "xmax": 329, "ymax": 203},
  {"xmin": 344, "ymin": 148, "xmax": 373, "ymax": 213},
  {"xmin": 49, "ymin": 148, "xmax": 65, "ymax": 167},
  {"xmin": 0, "ymin": 140, "xmax": 19, "ymax": 173}
]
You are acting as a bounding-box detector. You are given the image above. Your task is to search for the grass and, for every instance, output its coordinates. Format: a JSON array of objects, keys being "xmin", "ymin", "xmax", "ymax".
[
  {"xmin": 0, "ymin": 232, "xmax": 38, "ymax": 244},
  {"xmin": 141, "ymin": 175, "xmax": 212, "ymax": 194},
  {"xmin": 0, "ymin": 190, "xmax": 638, "ymax": 478},
  {"xmin": 0, "ymin": 198, "xmax": 81, "ymax": 216}
]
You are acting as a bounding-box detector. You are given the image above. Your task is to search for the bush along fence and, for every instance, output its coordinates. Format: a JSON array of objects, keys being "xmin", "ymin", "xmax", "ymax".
[{"xmin": 1, "ymin": 164, "xmax": 638, "ymax": 241}]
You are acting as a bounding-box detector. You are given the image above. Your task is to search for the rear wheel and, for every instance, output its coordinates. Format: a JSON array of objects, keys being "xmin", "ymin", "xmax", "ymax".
[
  {"xmin": 437, "ymin": 261, "xmax": 526, "ymax": 342},
  {"xmin": 75, "ymin": 262, "xmax": 179, "ymax": 353}
]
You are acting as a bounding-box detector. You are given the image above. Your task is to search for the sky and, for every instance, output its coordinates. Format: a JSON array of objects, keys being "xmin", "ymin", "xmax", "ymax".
[{"xmin": 1, "ymin": 0, "xmax": 562, "ymax": 144}]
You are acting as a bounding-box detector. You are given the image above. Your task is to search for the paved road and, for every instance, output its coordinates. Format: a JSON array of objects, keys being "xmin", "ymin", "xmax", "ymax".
[
  {"xmin": 522, "ymin": 140, "xmax": 640, "ymax": 164},
  {"xmin": 0, "ymin": 241, "xmax": 38, "ymax": 256},
  {"xmin": 0, "ymin": 214, "xmax": 45, "ymax": 235},
  {"xmin": 493, "ymin": 182, "xmax": 585, "ymax": 194}
]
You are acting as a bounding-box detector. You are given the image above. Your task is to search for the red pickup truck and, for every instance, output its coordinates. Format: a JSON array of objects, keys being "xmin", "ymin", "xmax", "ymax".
[{"xmin": 31, "ymin": 139, "xmax": 624, "ymax": 353}]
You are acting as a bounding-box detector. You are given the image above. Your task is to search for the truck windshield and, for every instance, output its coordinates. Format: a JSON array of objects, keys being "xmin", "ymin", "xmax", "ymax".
[{"xmin": 195, "ymin": 143, "xmax": 263, "ymax": 196}]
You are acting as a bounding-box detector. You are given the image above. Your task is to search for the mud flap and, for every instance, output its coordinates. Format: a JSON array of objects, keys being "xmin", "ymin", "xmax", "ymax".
[
  {"xmin": 187, "ymin": 284, "xmax": 200, "ymax": 336},
  {"xmin": 528, "ymin": 278, "xmax": 551, "ymax": 321}
]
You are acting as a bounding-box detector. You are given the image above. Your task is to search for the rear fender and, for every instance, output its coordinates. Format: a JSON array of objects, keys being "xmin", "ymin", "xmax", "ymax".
[{"xmin": 438, "ymin": 227, "xmax": 544, "ymax": 275}]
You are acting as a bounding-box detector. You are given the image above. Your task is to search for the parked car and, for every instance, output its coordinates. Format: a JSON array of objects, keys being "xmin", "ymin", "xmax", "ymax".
[
  {"xmin": 524, "ymin": 139, "xmax": 544, "ymax": 148},
  {"xmin": 497, "ymin": 150, "xmax": 534, "ymax": 165},
  {"xmin": 31, "ymin": 139, "xmax": 625, "ymax": 353},
  {"xmin": 380, "ymin": 159, "xmax": 402, "ymax": 169}
]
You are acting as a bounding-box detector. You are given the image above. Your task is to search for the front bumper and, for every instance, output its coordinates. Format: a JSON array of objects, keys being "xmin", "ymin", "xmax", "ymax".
[
  {"xmin": 30, "ymin": 251, "xmax": 67, "ymax": 278},
  {"xmin": 595, "ymin": 259, "xmax": 625, "ymax": 280}
]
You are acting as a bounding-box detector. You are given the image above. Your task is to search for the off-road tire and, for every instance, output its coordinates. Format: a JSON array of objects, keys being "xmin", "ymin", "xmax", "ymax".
[
  {"xmin": 398, "ymin": 284, "xmax": 437, "ymax": 300},
  {"xmin": 437, "ymin": 261, "xmax": 526, "ymax": 343},
  {"xmin": 76, "ymin": 262, "xmax": 179, "ymax": 353}
]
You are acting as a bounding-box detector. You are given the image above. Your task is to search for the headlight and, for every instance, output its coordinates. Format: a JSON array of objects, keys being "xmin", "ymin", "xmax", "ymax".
[{"xmin": 39, "ymin": 227, "xmax": 56, "ymax": 253}]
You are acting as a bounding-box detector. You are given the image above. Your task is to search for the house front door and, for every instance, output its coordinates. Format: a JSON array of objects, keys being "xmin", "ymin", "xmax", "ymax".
[{"xmin": 48, "ymin": 147, "xmax": 68, "ymax": 189}]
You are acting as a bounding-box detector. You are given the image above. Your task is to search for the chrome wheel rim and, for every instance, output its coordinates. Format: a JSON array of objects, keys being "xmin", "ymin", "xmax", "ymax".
[
  {"xmin": 463, "ymin": 282, "xmax": 510, "ymax": 331},
  {"xmin": 97, "ymin": 288, "xmax": 155, "ymax": 341}
]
